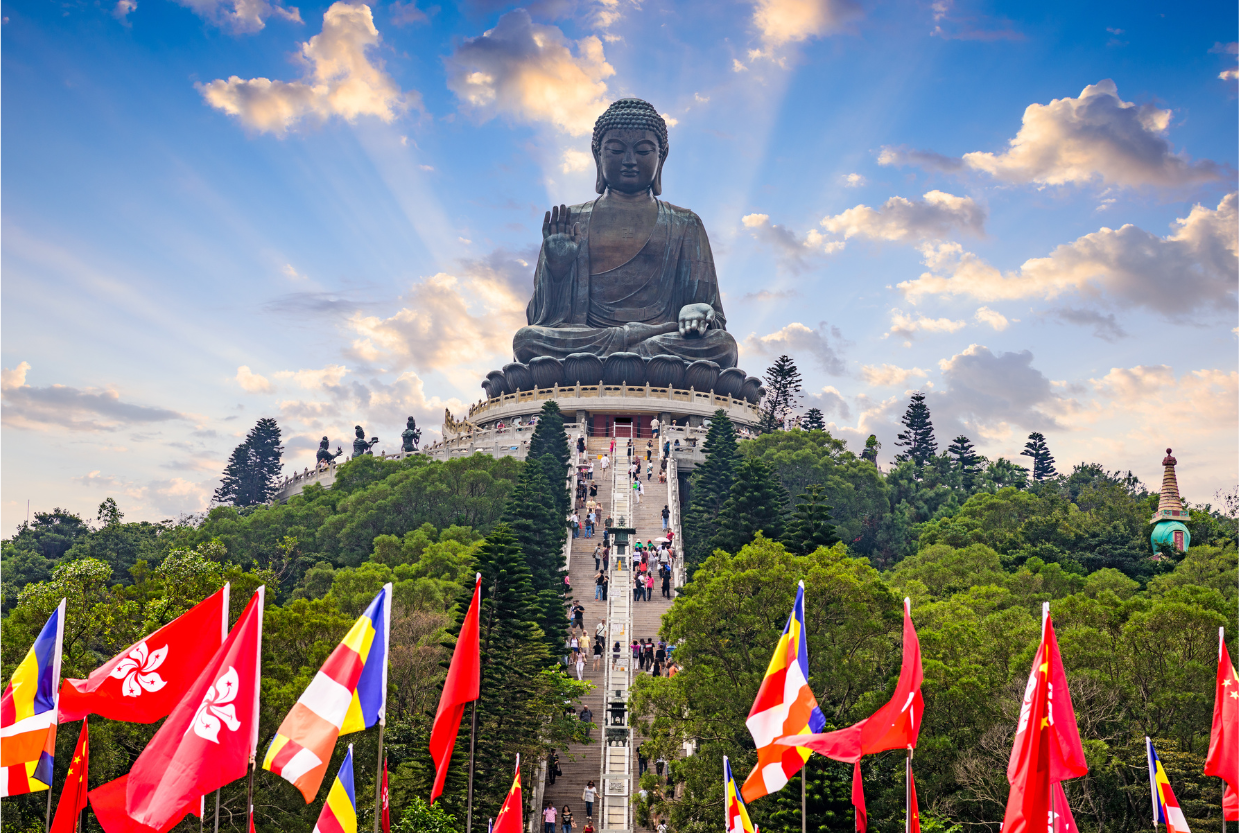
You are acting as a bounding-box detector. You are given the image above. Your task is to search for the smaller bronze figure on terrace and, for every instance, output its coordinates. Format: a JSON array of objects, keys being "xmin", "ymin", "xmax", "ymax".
[
  {"xmin": 401, "ymin": 416, "xmax": 421, "ymax": 452},
  {"xmin": 317, "ymin": 436, "xmax": 343, "ymax": 467},
  {"xmin": 353, "ymin": 425, "xmax": 380, "ymax": 457}
]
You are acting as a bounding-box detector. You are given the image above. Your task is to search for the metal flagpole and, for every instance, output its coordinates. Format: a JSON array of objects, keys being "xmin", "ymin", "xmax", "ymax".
[
  {"xmin": 44, "ymin": 785, "xmax": 53, "ymax": 832},
  {"xmin": 801, "ymin": 764, "xmax": 807, "ymax": 833},
  {"xmin": 374, "ymin": 724, "xmax": 386, "ymax": 833},
  {"xmin": 465, "ymin": 700, "xmax": 480, "ymax": 833},
  {"xmin": 245, "ymin": 757, "xmax": 257, "ymax": 833},
  {"xmin": 214, "ymin": 790, "xmax": 221, "ymax": 832},
  {"xmin": 906, "ymin": 747, "xmax": 913, "ymax": 833}
]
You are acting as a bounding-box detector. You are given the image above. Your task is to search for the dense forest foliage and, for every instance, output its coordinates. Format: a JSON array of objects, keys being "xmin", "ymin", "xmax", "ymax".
[{"xmin": 2, "ymin": 395, "xmax": 1235, "ymax": 832}]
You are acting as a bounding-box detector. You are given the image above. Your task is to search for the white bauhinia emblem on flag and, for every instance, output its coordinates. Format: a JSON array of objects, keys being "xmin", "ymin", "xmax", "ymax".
[
  {"xmin": 110, "ymin": 642, "xmax": 169, "ymax": 697},
  {"xmin": 191, "ymin": 667, "xmax": 241, "ymax": 743}
]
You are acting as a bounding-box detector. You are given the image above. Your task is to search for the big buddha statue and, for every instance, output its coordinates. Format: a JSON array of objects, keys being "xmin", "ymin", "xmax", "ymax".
[{"xmin": 512, "ymin": 98, "xmax": 738, "ymax": 370}]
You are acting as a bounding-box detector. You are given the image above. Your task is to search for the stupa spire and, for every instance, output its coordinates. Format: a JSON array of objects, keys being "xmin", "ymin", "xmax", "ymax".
[{"xmin": 1150, "ymin": 447, "xmax": 1191, "ymax": 553}]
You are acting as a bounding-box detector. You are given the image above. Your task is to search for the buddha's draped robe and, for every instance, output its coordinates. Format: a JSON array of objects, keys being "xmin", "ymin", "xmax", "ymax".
[{"xmin": 513, "ymin": 198, "xmax": 738, "ymax": 367}]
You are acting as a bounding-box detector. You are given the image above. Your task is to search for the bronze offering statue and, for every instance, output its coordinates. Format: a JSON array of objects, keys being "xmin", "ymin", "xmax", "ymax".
[
  {"xmin": 401, "ymin": 416, "xmax": 421, "ymax": 452},
  {"xmin": 316, "ymin": 436, "xmax": 343, "ymax": 466},
  {"xmin": 352, "ymin": 425, "xmax": 379, "ymax": 457},
  {"xmin": 513, "ymin": 98, "xmax": 737, "ymax": 369}
]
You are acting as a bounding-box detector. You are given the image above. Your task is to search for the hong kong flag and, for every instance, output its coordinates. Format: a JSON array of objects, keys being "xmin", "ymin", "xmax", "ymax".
[
  {"xmin": 126, "ymin": 588, "xmax": 265, "ymax": 829},
  {"xmin": 60, "ymin": 586, "xmax": 229, "ymax": 724}
]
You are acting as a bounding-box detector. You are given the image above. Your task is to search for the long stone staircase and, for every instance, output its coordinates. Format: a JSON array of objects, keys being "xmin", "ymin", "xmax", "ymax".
[{"xmin": 540, "ymin": 432, "xmax": 682, "ymax": 833}]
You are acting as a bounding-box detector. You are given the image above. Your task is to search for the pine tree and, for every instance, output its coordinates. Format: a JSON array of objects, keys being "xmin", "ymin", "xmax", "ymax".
[
  {"xmin": 947, "ymin": 434, "xmax": 982, "ymax": 491},
  {"xmin": 713, "ymin": 458, "xmax": 788, "ymax": 554},
  {"xmin": 501, "ymin": 455, "xmax": 567, "ymax": 643},
  {"xmin": 800, "ymin": 408, "xmax": 825, "ymax": 431},
  {"xmin": 434, "ymin": 523, "xmax": 567, "ymax": 825},
  {"xmin": 893, "ymin": 393, "xmax": 936, "ymax": 470},
  {"xmin": 759, "ymin": 355, "xmax": 803, "ymax": 433},
  {"xmin": 861, "ymin": 435, "xmax": 880, "ymax": 465},
  {"xmin": 1021, "ymin": 431, "xmax": 1057, "ymax": 481},
  {"xmin": 213, "ymin": 418, "xmax": 283, "ymax": 507},
  {"xmin": 528, "ymin": 401, "xmax": 571, "ymax": 516},
  {"xmin": 784, "ymin": 484, "xmax": 837, "ymax": 554},
  {"xmin": 683, "ymin": 410, "xmax": 740, "ymax": 573}
]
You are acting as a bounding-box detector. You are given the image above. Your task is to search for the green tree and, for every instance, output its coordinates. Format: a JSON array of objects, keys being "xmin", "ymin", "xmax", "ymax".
[
  {"xmin": 214, "ymin": 417, "xmax": 284, "ymax": 507},
  {"xmin": 527, "ymin": 401, "xmax": 571, "ymax": 517},
  {"xmin": 759, "ymin": 355, "xmax": 803, "ymax": 433},
  {"xmin": 1021, "ymin": 431, "xmax": 1057, "ymax": 481},
  {"xmin": 683, "ymin": 411, "xmax": 740, "ymax": 572},
  {"xmin": 714, "ymin": 458, "xmax": 788, "ymax": 554},
  {"xmin": 947, "ymin": 434, "xmax": 982, "ymax": 491},
  {"xmin": 894, "ymin": 392, "xmax": 936, "ymax": 469},
  {"xmin": 800, "ymin": 407, "xmax": 825, "ymax": 431},
  {"xmin": 784, "ymin": 483, "xmax": 837, "ymax": 555},
  {"xmin": 501, "ymin": 455, "xmax": 568, "ymax": 643}
]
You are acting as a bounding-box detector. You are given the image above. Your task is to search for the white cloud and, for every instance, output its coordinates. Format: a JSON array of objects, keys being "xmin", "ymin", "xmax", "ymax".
[
  {"xmin": 172, "ymin": 0, "xmax": 301, "ymax": 34},
  {"xmin": 561, "ymin": 149, "xmax": 594, "ymax": 173},
  {"xmin": 860, "ymin": 363, "xmax": 927, "ymax": 387},
  {"xmin": 883, "ymin": 309, "xmax": 966, "ymax": 343},
  {"xmin": 733, "ymin": 59, "xmax": 748, "ymax": 72},
  {"xmin": 197, "ymin": 2, "xmax": 413, "ymax": 136},
  {"xmin": 898, "ymin": 192, "xmax": 1238, "ymax": 315},
  {"xmin": 743, "ymin": 322, "xmax": 846, "ymax": 375},
  {"xmin": 751, "ymin": 0, "xmax": 862, "ymax": 49},
  {"xmin": 974, "ymin": 306, "xmax": 1012, "ymax": 330},
  {"xmin": 235, "ymin": 365, "xmax": 274, "ymax": 393},
  {"xmin": 1212, "ymin": 42, "xmax": 1239, "ymax": 81},
  {"xmin": 273, "ymin": 364, "xmax": 350, "ymax": 390},
  {"xmin": 388, "ymin": 0, "xmax": 426, "ymax": 26},
  {"xmin": 962, "ymin": 79, "xmax": 1229, "ymax": 188},
  {"xmin": 932, "ymin": 344, "xmax": 1068, "ymax": 435},
  {"xmin": 660, "ymin": 113, "xmax": 679, "ymax": 128},
  {"xmin": 444, "ymin": 9, "xmax": 614, "ymax": 137},
  {"xmin": 741, "ymin": 214, "xmax": 845, "ymax": 271},
  {"xmin": 2, "ymin": 362, "xmax": 186, "ymax": 432},
  {"xmin": 113, "ymin": 0, "xmax": 137, "ymax": 21},
  {"xmin": 820, "ymin": 190, "xmax": 985, "ymax": 242},
  {"xmin": 844, "ymin": 172, "xmax": 865, "ymax": 187}
]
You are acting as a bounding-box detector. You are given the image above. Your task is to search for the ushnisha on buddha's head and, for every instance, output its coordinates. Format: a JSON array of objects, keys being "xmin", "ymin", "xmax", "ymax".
[{"xmin": 591, "ymin": 98, "xmax": 669, "ymax": 196}]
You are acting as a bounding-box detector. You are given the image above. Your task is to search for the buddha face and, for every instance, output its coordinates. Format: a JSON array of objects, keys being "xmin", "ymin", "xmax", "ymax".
[{"xmin": 597, "ymin": 128, "xmax": 662, "ymax": 195}]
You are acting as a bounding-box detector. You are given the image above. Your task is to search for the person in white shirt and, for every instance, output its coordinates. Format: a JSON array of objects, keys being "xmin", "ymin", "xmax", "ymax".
[{"xmin": 601, "ymin": 454, "xmax": 610, "ymax": 474}]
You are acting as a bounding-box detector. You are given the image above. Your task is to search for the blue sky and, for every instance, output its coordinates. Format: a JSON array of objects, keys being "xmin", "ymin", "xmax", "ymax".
[{"xmin": 2, "ymin": 0, "xmax": 1236, "ymax": 533}]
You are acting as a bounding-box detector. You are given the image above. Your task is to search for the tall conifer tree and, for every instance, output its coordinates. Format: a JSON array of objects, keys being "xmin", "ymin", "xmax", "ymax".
[
  {"xmin": 528, "ymin": 401, "xmax": 571, "ymax": 516},
  {"xmin": 501, "ymin": 455, "xmax": 566, "ymax": 643},
  {"xmin": 947, "ymin": 434, "xmax": 982, "ymax": 491},
  {"xmin": 213, "ymin": 417, "xmax": 283, "ymax": 507},
  {"xmin": 800, "ymin": 408, "xmax": 825, "ymax": 431},
  {"xmin": 713, "ymin": 459, "xmax": 788, "ymax": 554},
  {"xmin": 784, "ymin": 484, "xmax": 837, "ymax": 555},
  {"xmin": 759, "ymin": 355, "xmax": 803, "ymax": 433},
  {"xmin": 894, "ymin": 393, "xmax": 937, "ymax": 469},
  {"xmin": 1021, "ymin": 432, "xmax": 1058, "ymax": 481},
  {"xmin": 683, "ymin": 410, "xmax": 740, "ymax": 573}
]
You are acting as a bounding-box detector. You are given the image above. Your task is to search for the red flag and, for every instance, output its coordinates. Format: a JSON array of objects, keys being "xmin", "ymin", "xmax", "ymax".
[
  {"xmin": 88, "ymin": 774, "xmax": 201, "ymax": 833},
  {"xmin": 1225, "ymin": 783, "xmax": 1238, "ymax": 821},
  {"xmin": 429, "ymin": 573, "xmax": 481, "ymax": 802},
  {"xmin": 852, "ymin": 760, "xmax": 866, "ymax": 833},
  {"xmin": 60, "ymin": 587, "xmax": 229, "ymax": 724},
  {"xmin": 126, "ymin": 588, "xmax": 265, "ymax": 828},
  {"xmin": 493, "ymin": 755, "xmax": 523, "ymax": 833},
  {"xmin": 50, "ymin": 721, "xmax": 89, "ymax": 832},
  {"xmin": 1205, "ymin": 633, "xmax": 1239, "ymax": 801},
  {"xmin": 249, "ymin": 801, "xmax": 256, "ymax": 833},
  {"xmin": 381, "ymin": 756, "xmax": 391, "ymax": 832},
  {"xmin": 909, "ymin": 764, "xmax": 920, "ymax": 833},
  {"xmin": 1002, "ymin": 607, "xmax": 1087, "ymax": 833},
  {"xmin": 1051, "ymin": 781, "xmax": 1078, "ymax": 833}
]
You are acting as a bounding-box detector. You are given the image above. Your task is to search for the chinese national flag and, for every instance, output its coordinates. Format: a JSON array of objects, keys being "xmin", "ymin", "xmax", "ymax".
[
  {"xmin": 1205, "ymin": 634, "xmax": 1239, "ymax": 814},
  {"xmin": 60, "ymin": 587, "xmax": 228, "ymax": 724},
  {"xmin": 381, "ymin": 756, "xmax": 390, "ymax": 832},
  {"xmin": 50, "ymin": 721, "xmax": 89, "ymax": 832},
  {"xmin": 493, "ymin": 757, "xmax": 523, "ymax": 833},
  {"xmin": 909, "ymin": 764, "xmax": 920, "ymax": 833},
  {"xmin": 1002, "ymin": 610, "xmax": 1087, "ymax": 833},
  {"xmin": 429, "ymin": 574, "xmax": 481, "ymax": 802},
  {"xmin": 126, "ymin": 588, "xmax": 265, "ymax": 829}
]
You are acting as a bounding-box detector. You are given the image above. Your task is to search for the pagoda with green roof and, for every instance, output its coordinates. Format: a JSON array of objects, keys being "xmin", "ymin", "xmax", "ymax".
[{"xmin": 1150, "ymin": 448, "xmax": 1191, "ymax": 552}]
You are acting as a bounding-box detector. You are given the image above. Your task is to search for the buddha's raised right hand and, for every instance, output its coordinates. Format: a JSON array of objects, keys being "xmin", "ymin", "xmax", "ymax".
[{"xmin": 542, "ymin": 204, "xmax": 581, "ymax": 279}]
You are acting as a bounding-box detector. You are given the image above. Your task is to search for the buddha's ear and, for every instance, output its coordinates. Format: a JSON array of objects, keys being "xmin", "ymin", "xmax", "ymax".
[
  {"xmin": 594, "ymin": 148, "xmax": 606, "ymax": 194},
  {"xmin": 652, "ymin": 159, "xmax": 664, "ymax": 197}
]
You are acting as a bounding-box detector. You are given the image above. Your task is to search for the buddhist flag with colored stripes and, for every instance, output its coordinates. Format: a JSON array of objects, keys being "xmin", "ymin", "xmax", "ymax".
[
  {"xmin": 724, "ymin": 756, "xmax": 757, "ymax": 833},
  {"xmin": 741, "ymin": 580, "xmax": 826, "ymax": 802},
  {"xmin": 314, "ymin": 743, "xmax": 357, "ymax": 834},
  {"xmin": 0, "ymin": 598, "xmax": 65, "ymax": 797},
  {"xmin": 264, "ymin": 584, "xmax": 391, "ymax": 802},
  {"xmin": 1148, "ymin": 738, "xmax": 1191, "ymax": 833}
]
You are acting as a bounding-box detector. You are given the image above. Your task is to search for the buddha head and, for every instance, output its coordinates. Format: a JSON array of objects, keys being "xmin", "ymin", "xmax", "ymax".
[{"xmin": 591, "ymin": 98, "xmax": 669, "ymax": 196}]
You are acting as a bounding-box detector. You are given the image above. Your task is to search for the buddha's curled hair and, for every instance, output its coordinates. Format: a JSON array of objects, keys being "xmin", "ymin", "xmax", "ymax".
[{"xmin": 591, "ymin": 99, "xmax": 668, "ymax": 161}]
